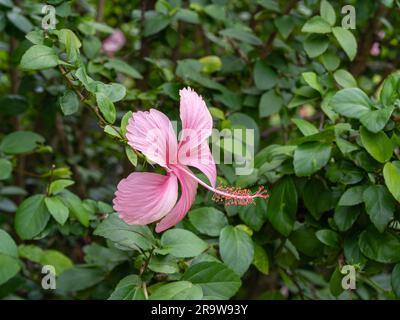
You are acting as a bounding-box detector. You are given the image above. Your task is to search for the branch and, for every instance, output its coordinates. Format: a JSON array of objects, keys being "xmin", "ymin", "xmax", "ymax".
[
  {"xmin": 350, "ymin": 3, "xmax": 387, "ymax": 77},
  {"xmin": 260, "ymin": 0, "xmax": 299, "ymax": 59}
]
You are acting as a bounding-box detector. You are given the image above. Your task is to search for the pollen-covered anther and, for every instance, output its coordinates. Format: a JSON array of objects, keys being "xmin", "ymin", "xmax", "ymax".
[{"xmin": 212, "ymin": 185, "xmax": 269, "ymax": 206}]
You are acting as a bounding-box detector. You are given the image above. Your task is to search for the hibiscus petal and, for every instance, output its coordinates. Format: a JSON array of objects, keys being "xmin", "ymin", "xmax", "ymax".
[
  {"xmin": 155, "ymin": 166, "xmax": 198, "ymax": 233},
  {"xmin": 178, "ymin": 140, "xmax": 216, "ymax": 187},
  {"xmin": 113, "ymin": 172, "xmax": 178, "ymax": 225},
  {"xmin": 126, "ymin": 109, "xmax": 178, "ymax": 168},
  {"xmin": 178, "ymin": 87, "xmax": 213, "ymax": 150}
]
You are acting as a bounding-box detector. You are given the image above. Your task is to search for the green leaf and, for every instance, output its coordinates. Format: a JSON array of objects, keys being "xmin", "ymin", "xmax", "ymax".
[
  {"xmin": 0, "ymin": 94, "xmax": 28, "ymax": 115},
  {"xmin": 259, "ymin": 90, "xmax": 283, "ymax": 118},
  {"xmin": 321, "ymin": 52, "xmax": 340, "ymax": 71},
  {"xmin": 7, "ymin": 10, "xmax": 32, "ymax": 33},
  {"xmin": 303, "ymin": 178, "xmax": 334, "ymax": 220},
  {"xmin": 0, "ymin": 254, "xmax": 20, "ymax": 286},
  {"xmin": 302, "ymin": 16, "xmax": 332, "ymax": 34},
  {"xmin": 96, "ymin": 92, "xmax": 116, "ymax": 124},
  {"xmin": 104, "ymin": 125, "xmax": 121, "ymax": 138},
  {"xmin": 392, "ymin": 264, "xmax": 400, "ymax": 298},
  {"xmin": 274, "ymin": 15, "xmax": 295, "ymax": 39},
  {"xmin": 144, "ymin": 14, "xmax": 171, "ymax": 37},
  {"xmin": 57, "ymin": 29, "xmax": 81, "ymax": 62},
  {"xmin": 148, "ymin": 255, "xmax": 179, "ymax": 274},
  {"xmin": 338, "ymin": 185, "xmax": 366, "ymax": 206},
  {"xmin": 333, "ymin": 69, "xmax": 357, "ymax": 88},
  {"xmin": 0, "ymin": 0, "xmax": 13, "ymax": 8},
  {"xmin": 334, "ymin": 206, "xmax": 360, "ymax": 232},
  {"xmin": 176, "ymin": 8, "xmax": 200, "ymax": 24},
  {"xmin": 94, "ymin": 213, "xmax": 155, "ymax": 251},
  {"xmin": 150, "ymin": 281, "xmax": 203, "ymax": 300},
  {"xmin": 344, "ymin": 234, "xmax": 366, "ymax": 266},
  {"xmin": 332, "ymin": 27, "xmax": 357, "ymax": 60},
  {"xmin": 182, "ymin": 262, "xmax": 241, "ymax": 299},
  {"xmin": 330, "ymin": 88, "xmax": 373, "ymax": 119},
  {"xmin": 383, "ymin": 162, "xmax": 400, "ymax": 201},
  {"xmin": 188, "ymin": 207, "xmax": 228, "ymax": 237},
  {"xmin": 0, "ymin": 229, "xmax": 18, "ymax": 258},
  {"xmin": 359, "ymin": 227, "xmax": 400, "ymax": 263},
  {"xmin": 320, "ymin": 0, "xmax": 336, "ymax": 26},
  {"xmin": 257, "ymin": 0, "xmax": 280, "ymax": 12},
  {"xmin": 380, "ymin": 73, "xmax": 400, "ymax": 107},
  {"xmin": 252, "ymin": 243, "xmax": 269, "ymax": 275},
  {"xmin": 290, "ymin": 226, "xmax": 324, "ymax": 257},
  {"xmin": 19, "ymin": 45, "xmax": 58, "ymax": 70},
  {"xmin": 292, "ymin": 118, "xmax": 319, "ymax": 136},
  {"xmin": 219, "ymin": 226, "xmax": 254, "ymax": 276},
  {"xmin": 294, "ymin": 142, "xmax": 331, "ymax": 176},
  {"xmin": 363, "ymin": 185, "xmax": 395, "ymax": 232},
  {"xmin": 302, "ymin": 72, "xmax": 323, "ymax": 94},
  {"xmin": 83, "ymin": 243, "xmax": 127, "ymax": 272},
  {"xmin": 40, "ymin": 250, "xmax": 73, "ymax": 275},
  {"xmin": 18, "ymin": 244, "xmax": 44, "ymax": 263},
  {"xmin": 360, "ymin": 127, "xmax": 393, "ymax": 163},
  {"xmin": 315, "ymin": 229, "xmax": 340, "ymax": 248},
  {"xmin": 0, "ymin": 159, "xmax": 12, "ymax": 180},
  {"xmin": 59, "ymin": 91, "xmax": 80, "ymax": 115},
  {"xmin": 360, "ymin": 106, "xmax": 394, "ymax": 133},
  {"xmin": 15, "ymin": 195, "xmax": 50, "ymax": 240},
  {"xmin": 121, "ymin": 111, "xmax": 133, "ymax": 136},
  {"xmin": 329, "ymin": 267, "xmax": 344, "ymax": 297},
  {"xmin": 198, "ymin": 55, "xmax": 222, "ymax": 74},
  {"xmin": 109, "ymin": 275, "xmax": 144, "ymax": 300},
  {"xmin": 96, "ymin": 83, "xmax": 126, "ymax": 102},
  {"xmin": 56, "ymin": 266, "xmax": 104, "ymax": 295},
  {"xmin": 59, "ymin": 190, "xmax": 90, "ymax": 227},
  {"xmin": 267, "ymin": 176, "xmax": 297, "ymax": 236},
  {"xmin": 237, "ymin": 197, "xmax": 268, "ymax": 231},
  {"xmin": 160, "ymin": 229, "xmax": 207, "ymax": 258},
  {"xmin": 49, "ymin": 179, "xmax": 74, "ymax": 195},
  {"xmin": 0, "ymin": 131, "xmax": 45, "ymax": 154},
  {"xmin": 45, "ymin": 196, "xmax": 69, "ymax": 225},
  {"xmin": 105, "ymin": 59, "xmax": 143, "ymax": 79},
  {"xmin": 304, "ymin": 34, "xmax": 329, "ymax": 58},
  {"xmin": 209, "ymin": 107, "xmax": 225, "ymax": 120},
  {"xmin": 220, "ymin": 27, "xmax": 262, "ymax": 46},
  {"xmin": 326, "ymin": 160, "xmax": 364, "ymax": 185},
  {"xmin": 254, "ymin": 61, "xmax": 277, "ymax": 90},
  {"xmin": 125, "ymin": 147, "xmax": 138, "ymax": 167}
]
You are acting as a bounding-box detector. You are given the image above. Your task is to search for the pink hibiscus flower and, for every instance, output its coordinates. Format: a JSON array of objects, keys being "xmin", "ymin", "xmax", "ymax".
[
  {"xmin": 102, "ymin": 30, "xmax": 126, "ymax": 57},
  {"xmin": 113, "ymin": 88, "xmax": 268, "ymax": 232}
]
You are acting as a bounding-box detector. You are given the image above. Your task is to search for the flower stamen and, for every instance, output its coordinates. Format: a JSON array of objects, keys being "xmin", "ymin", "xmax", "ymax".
[{"xmin": 177, "ymin": 166, "xmax": 269, "ymax": 206}]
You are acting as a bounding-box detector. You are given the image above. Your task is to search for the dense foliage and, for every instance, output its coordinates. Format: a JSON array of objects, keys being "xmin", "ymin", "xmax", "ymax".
[{"xmin": 1, "ymin": 0, "xmax": 400, "ymax": 300}]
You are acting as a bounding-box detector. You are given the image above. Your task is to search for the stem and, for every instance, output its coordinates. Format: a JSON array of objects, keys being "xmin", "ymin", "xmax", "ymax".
[{"xmin": 140, "ymin": 248, "xmax": 154, "ymax": 300}]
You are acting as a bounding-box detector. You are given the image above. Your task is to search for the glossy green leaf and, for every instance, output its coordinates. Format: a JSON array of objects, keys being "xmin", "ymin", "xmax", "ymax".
[
  {"xmin": 363, "ymin": 185, "xmax": 395, "ymax": 232},
  {"xmin": 160, "ymin": 229, "xmax": 208, "ymax": 258},
  {"xmin": 332, "ymin": 27, "xmax": 357, "ymax": 60},
  {"xmin": 0, "ymin": 131, "xmax": 45, "ymax": 154},
  {"xmin": 267, "ymin": 176, "xmax": 297, "ymax": 236},
  {"xmin": 330, "ymin": 88, "xmax": 373, "ymax": 119},
  {"xmin": 219, "ymin": 226, "xmax": 254, "ymax": 275},
  {"xmin": 359, "ymin": 227, "xmax": 400, "ymax": 263},
  {"xmin": 294, "ymin": 142, "xmax": 331, "ymax": 176},
  {"xmin": 383, "ymin": 162, "xmax": 400, "ymax": 202},
  {"xmin": 150, "ymin": 281, "xmax": 203, "ymax": 300},
  {"xmin": 182, "ymin": 262, "xmax": 241, "ymax": 299},
  {"xmin": 15, "ymin": 195, "xmax": 50, "ymax": 240},
  {"xmin": 360, "ymin": 127, "xmax": 393, "ymax": 163},
  {"xmin": 20, "ymin": 45, "xmax": 58, "ymax": 70},
  {"xmin": 188, "ymin": 207, "xmax": 228, "ymax": 237}
]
